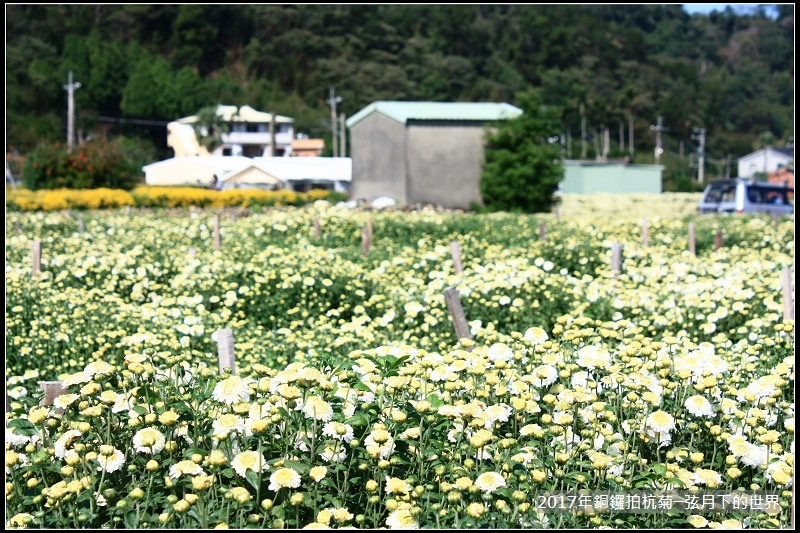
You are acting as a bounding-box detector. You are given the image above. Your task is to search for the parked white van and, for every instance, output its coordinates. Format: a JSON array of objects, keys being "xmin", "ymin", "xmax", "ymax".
[{"xmin": 697, "ymin": 179, "xmax": 794, "ymax": 215}]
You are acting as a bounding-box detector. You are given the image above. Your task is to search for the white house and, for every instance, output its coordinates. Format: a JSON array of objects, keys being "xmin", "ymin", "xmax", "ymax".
[
  {"xmin": 737, "ymin": 147, "xmax": 793, "ymax": 178},
  {"xmin": 170, "ymin": 105, "xmax": 295, "ymax": 158},
  {"xmin": 143, "ymin": 156, "xmax": 254, "ymax": 187}
]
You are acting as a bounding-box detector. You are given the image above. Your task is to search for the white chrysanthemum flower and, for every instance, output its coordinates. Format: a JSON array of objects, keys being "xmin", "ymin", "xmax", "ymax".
[
  {"xmin": 6, "ymin": 427, "xmax": 35, "ymax": 448},
  {"xmin": 212, "ymin": 375, "xmax": 252, "ymax": 405},
  {"xmin": 481, "ymin": 404, "xmax": 512, "ymax": 429},
  {"xmin": 576, "ymin": 345, "xmax": 611, "ymax": 370},
  {"xmin": 169, "ymin": 460, "xmax": 206, "ymax": 479},
  {"xmin": 319, "ymin": 443, "xmax": 347, "ymax": 463},
  {"xmin": 386, "ymin": 509, "xmax": 419, "ymax": 529},
  {"xmin": 322, "ymin": 422, "xmax": 355, "ymax": 443},
  {"xmin": 84, "ymin": 360, "xmax": 114, "ymax": 377},
  {"xmin": 645, "ymin": 410, "xmax": 676, "ymax": 434},
  {"xmin": 298, "ymin": 396, "xmax": 334, "ymax": 422},
  {"xmin": 693, "ymin": 468, "xmax": 722, "ymax": 488},
  {"xmin": 212, "ymin": 413, "xmax": 246, "ymax": 437},
  {"xmin": 231, "ymin": 450, "xmax": 268, "ymax": 478},
  {"xmin": 268, "ymin": 467, "xmax": 301, "ymax": 491},
  {"xmin": 52, "ymin": 393, "xmax": 80, "ymax": 410},
  {"xmin": 529, "ymin": 365, "xmax": 558, "ymax": 388},
  {"xmin": 474, "ymin": 471, "xmax": 506, "ymax": 493},
  {"xmin": 524, "ymin": 327, "xmax": 549, "ymax": 345},
  {"xmin": 684, "ymin": 395, "xmax": 715, "ymax": 418},
  {"xmin": 96, "ymin": 448, "xmax": 125, "ymax": 473},
  {"xmin": 384, "ymin": 476, "xmax": 412, "ymax": 495},
  {"xmin": 487, "ymin": 343, "xmax": 514, "ymax": 363},
  {"xmin": 132, "ymin": 427, "xmax": 166, "ymax": 455},
  {"xmin": 54, "ymin": 430, "xmax": 83, "ymax": 460},
  {"xmin": 62, "ymin": 371, "xmax": 92, "ymax": 387}
]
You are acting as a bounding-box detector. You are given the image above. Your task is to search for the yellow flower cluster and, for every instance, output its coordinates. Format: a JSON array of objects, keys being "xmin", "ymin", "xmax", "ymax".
[{"xmin": 7, "ymin": 188, "xmax": 135, "ymax": 211}]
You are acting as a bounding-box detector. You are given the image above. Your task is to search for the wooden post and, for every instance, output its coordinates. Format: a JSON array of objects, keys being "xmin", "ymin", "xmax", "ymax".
[
  {"xmin": 78, "ymin": 217, "xmax": 85, "ymax": 234},
  {"xmin": 688, "ymin": 222, "xmax": 696, "ymax": 256},
  {"xmin": 783, "ymin": 267, "xmax": 794, "ymax": 322},
  {"xmin": 538, "ymin": 221, "xmax": 546, "ymax": 241},
  {"xmin": 40, "ymin": 381, "xmax": 66, "ymax": 406},
  {"xmin": 714, "ymin": 229, "xmax": 723, "ymax": 251},
  {"xmin": 367, "ymin": 217, "xmax": 374, "ymax": 240},
  {"xmin": 32, "ymin": 240, "xmax": 41, "ymax": 278},
  {"xmin": 642, "ymin": 218, "xmax": 649, "ymax": 248},
  {"xmin": 216, "ymin": 329, "xmax": 236, "ymax": 375},
  {"xmin": 450, "ymin": 241, "xmax": 463, "ymax": 274},
  {"xmin": 361, "ymin": 225, "xmax": 371, "ymax": 256},
  {"xmin": 213, "ymin": 215, "xmax": 221, "ymax": 251},
  {"xmin": 313, "ymin": 217, "xmax": 321, "ymax": 238},
  {"xmin": 16, "ymin": 220, "xmax": 22, "ymax": 233},
  {"xmin": 611, "ymin": 242, "xmax": 623, "ymax": 279},
  {"xmin": 444, "ymin": 286, "xmax": 472, "ymax": 341},
  {"xmin": 554, "ymin": 206, "xmax": 561, "ymax": 221},
  {"xmin": 126, "ymin": 206, "xmax": 132, "ymax": 216}
]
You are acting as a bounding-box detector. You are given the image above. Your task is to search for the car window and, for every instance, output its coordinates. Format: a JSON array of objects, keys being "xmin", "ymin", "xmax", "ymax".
[
  {"xmin": 749, "ymin": 186, "xmax": 792, "ymax": 205},
  {"xmin": 704, "ymin": 184, "xmax": 735, "ymax": 203}
]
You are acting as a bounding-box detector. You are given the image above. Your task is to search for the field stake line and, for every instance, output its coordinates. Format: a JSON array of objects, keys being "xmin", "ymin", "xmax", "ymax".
[
  {"xmin": 216, "ymin": 328, "xmax": 236, "ymax": 376},
  {"xmin": 450, "ymin": 241, "xmax": 463, "ymax": 274},
  {"xmin": 444, "ymin": 286, "xmax": 472, "ymax": 343}
]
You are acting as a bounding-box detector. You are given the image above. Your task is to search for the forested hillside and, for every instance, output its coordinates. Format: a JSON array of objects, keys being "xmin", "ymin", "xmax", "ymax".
[{"xmin": 5, "ymin": 4, "xmax": 794, "ymax": 184}]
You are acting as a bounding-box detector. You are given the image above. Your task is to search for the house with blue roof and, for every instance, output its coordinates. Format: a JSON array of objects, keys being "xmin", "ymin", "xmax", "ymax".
[{"xmin": 345, "ymin": 101, "xmax": 522, "ymax": 209}]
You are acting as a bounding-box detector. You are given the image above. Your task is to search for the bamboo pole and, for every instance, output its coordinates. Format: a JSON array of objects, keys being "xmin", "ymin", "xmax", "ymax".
[
  {"xmin": 611, "ymin": 242, "xmax": 623, "ymax": 279},
  {"xmin": 216, "ymin": 329, "xmax": 236, "ymax": 375},
  {"xmin": 361, "ymin": 225, "xmax": 371, "ymax": 256},
  {"xmin": 783, "ymin": 267, "xmax": 794, "ymax": 322},
  {"xmin": 32, "ymin": 240, "xmax": 41, "ymax": 278},
  {"xmin": 313, "ymin": 217, "xmax": 321, "ymax": 238},
  {"xmin": 450, "ymin": 241, "xmax": 463, "ymax": 274},
  {"xmin": 444, "ymin": 286, "xmax": 472, "ymax": 341},
  {"xmin": 714, "ymin": 229, "xmax": 723, "ymax": 251},
  {"xmin": 688, "ymin": 222, "xmax": 696, "ymax": 255},
  {"xmin": 213, "ymin": 215, "xmax": 221, "ymax": 251},
  {"xmin": 539, "ymin": 221, "xmax": 546, "ymax": 241}
]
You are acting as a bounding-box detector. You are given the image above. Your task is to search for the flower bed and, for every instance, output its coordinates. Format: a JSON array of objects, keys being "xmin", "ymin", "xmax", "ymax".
[{"xmin": 5, "ymin": 201, "xmax": 794, "ymax": 528}]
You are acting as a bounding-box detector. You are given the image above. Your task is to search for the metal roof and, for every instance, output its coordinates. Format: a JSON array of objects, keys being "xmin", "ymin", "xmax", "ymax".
[{"xmin": 345, "ymin": 101, "xmax": 523, "ymax": 128}]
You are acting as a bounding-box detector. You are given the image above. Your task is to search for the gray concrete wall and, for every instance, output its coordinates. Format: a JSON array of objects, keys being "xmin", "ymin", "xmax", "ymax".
[
  {"xmin": 406, "ymin": 122, "xmax": 488, "ymax": 209},
  {"xmin": 349, "ymin": 113, "xmax": 407, "ymax": 202}
]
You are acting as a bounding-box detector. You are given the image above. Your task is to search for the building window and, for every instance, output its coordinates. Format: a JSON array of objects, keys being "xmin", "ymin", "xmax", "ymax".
[{"xmin": 246, "ymin": 124, "xmax": 259, "ymax": 133}]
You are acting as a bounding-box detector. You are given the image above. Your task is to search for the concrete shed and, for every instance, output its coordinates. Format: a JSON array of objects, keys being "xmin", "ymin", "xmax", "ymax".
[
  {"xmin": 561, "ymin": 160, "xmax": 663, "ymax": 194},
  {"xmin": 346, "ymin": 101, "xmax": 522, "ymax": 209}
]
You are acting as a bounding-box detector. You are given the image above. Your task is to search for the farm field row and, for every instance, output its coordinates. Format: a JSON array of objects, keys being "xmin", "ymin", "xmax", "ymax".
[{"xmin": 5, "ymin": 201, "xmax": 795, "ymax": 529}]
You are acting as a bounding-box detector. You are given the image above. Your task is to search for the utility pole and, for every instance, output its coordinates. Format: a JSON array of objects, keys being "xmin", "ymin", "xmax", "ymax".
[
  {"xmin": 692, "ymin": 127, "xmax": 706, "ymax": 183},
  {"xmin": 650, "ymin": 115, "xmax": 666, "ymax": 163},
  {"xmin": 63, "ymin": 71, "xmax": 81, "ymax": 153},
  {"xmin": 328, "ymin": 87, "xmax": 342, "ymax": 157},
  {"xmin": 339, "ymin": 112, "xmax": 347, "ymax": 158}
]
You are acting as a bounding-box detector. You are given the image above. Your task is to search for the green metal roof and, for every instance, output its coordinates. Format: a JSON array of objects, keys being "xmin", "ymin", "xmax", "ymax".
[{"xmin": 345, "ymin": 101, "xmax": 522, "ymax": 128}]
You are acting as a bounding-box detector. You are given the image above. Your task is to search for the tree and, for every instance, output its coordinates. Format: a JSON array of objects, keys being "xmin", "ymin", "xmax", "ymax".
[
  {"xmin": 479, "ymin": 89, "xmax": 563, "ymax": 213},
  {"xmin": 193, "ymin": 105, "xmax": 236, "ymax": 153}
]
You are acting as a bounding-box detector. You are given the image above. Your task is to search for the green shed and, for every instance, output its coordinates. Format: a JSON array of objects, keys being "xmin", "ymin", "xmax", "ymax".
[{"xmin": 561, "ymin": 160, "xmax": 663, "ymax": 194}]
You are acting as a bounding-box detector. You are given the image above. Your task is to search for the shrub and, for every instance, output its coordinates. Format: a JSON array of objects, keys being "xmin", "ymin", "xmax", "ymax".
[{"xmin": 21, "ymin": 138, "xmax": 142, "ymax": 191}]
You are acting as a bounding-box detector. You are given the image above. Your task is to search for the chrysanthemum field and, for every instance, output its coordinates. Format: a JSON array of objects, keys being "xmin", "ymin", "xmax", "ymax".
[{"xmin": 5, "ymin": 194, "xmax": 794, "ymax": 529}]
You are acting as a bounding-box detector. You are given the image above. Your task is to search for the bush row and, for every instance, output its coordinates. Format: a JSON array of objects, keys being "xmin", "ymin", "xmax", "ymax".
[{"xmin": 6, "ymin": 186, "xmax": 347, "ymax": 211}]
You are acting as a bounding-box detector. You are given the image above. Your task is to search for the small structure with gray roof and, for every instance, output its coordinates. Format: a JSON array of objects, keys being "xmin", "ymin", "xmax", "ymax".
[{"xmin": 346, "ymin": 101, "xmax": 522, "ymax": 209}]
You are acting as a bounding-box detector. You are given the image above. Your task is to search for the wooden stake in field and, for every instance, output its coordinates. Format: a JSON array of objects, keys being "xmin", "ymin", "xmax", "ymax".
[
  {"xmin": 538, "ymin": 221, "xmax": 546, "ymax": 241},
  {"xmin": 78, "ymin": 216, "xmax": 85, "ymax": 234},
  {"xmin": 450, "ymin": 241, "xmax": 463, "ymax": 274},
  {"xmin": 32, "ymin": 240, "xmax": 42, "ymax": 278},
  {"xmin": 444, "ymin": 286, "xmax": 472, "ymax": 342},
  {"xmin": 611, "ymin": 242, "xmax": 624, "ymax": 279},
  {"xmin": 216, "ymin": 328, "xmax": 236, "ymax": 375},
  {"xmin": 213, "ymin": 215, "xmax": 221, "ymax": 251},
  {"xmin": 783, "ymin": 267, "xmax": 794, "ymax": 322},
  {"xmin": 642, "ymin": 218, "xmax": 649, "ymax": 248},
  {"xmin": 39, "ymin": 381, "xmax": 67, "ymax": 406},
  {"xmin": 313, "ymin": 217, "xmax": 321, "ymax": 238},
  {"xmin": 714, "ymin": 229, "xmax": 723, "ymax": 251},
  {"xmin": 361, "ymin": 225, "xmax": 371, "ymax": 256},
  {"xmin": 688, "ymin": 222, "xmax": 696, "ymax": 255}
]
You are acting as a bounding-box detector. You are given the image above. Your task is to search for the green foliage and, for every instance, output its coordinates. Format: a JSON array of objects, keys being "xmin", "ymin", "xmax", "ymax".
[
  {"xmin": 193, "ymin": 105, "xmax": 235, "ymax": 153},
  {"xmin": 21, "ymin": 138, "xmax": 142, "ymax": 191},
  {"xmin": 479, "ymin": 90, "xmax": 564, "ymax": 213}
]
